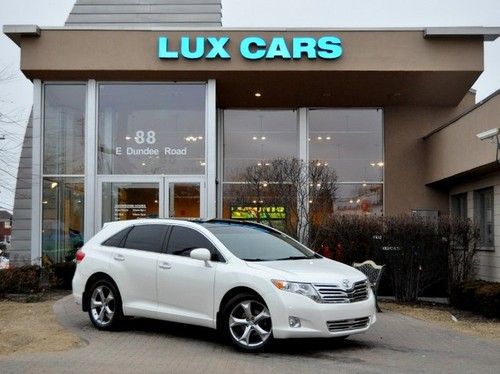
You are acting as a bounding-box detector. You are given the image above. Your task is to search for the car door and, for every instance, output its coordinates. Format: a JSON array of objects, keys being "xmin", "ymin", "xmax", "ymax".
[
  {"xmin": 107, "ymin": 224, "xmax": 168, "ymax": 318},
  {"xmin": 157, "ymin": 225, "xmax": 222, "ymax": 328}
]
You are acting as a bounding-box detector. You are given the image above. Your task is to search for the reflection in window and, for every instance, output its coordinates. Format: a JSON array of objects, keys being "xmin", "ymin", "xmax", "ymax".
[
  {"xmin": 98, "ymin": 84, "xmax": 206, "ymax": 175},
  {"xmin": 334, "ymin": 184, "xmax": 383, "ymax": 216},
  {"xmin": 309, "ymin": 109, "xmax": 383, "ymax": 182},
  {"xmin": 223, "ymin": 110, "xmax": 298, "ymax": 181},
  {"xmin": 451, "ymin": 193, "xmax": 468, "ymax": 219},
  {"xmin": 42, "ymin": 178, "xmax": 84, "ymax": 263},
  {"xmin": 43, "ymin": 85, "xmax": 86, "ymax": 174},
  {"xmin": 474, "ymin": 187, "xmax": 494, "ymax": 248}
]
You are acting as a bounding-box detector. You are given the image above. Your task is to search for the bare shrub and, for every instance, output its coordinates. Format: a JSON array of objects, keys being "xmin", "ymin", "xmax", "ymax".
[
  {"xmin": 229, "ymin": 157, "xmax": 337, "ymax": 246},
  {"xmin": 313, "ymin": 215, "xmax": 479, "ymax": 302}
]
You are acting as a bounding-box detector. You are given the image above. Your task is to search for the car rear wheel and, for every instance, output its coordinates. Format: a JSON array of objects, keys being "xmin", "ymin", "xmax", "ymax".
[
  {"xmin": 88, "ymin": 279, "xmax": 123, "ymax": 330},
  {"xmin": 222, "ymin": 293, "xmax": 273, "ymax": 351}
]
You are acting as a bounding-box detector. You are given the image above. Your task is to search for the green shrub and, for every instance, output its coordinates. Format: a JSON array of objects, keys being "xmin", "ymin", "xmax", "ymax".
[{"xmin": 450, "ymin": 280, "xmax": 500, "ymax": 319}]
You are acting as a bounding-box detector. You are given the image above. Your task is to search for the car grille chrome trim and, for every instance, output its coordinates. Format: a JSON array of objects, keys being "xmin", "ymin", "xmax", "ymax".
[
  {"xmin": 326, "ymin": 316, "xmax": 370, "ymax": 332},
  {"xmin": 313, "ymin": 280, "xmax": 368, "ymax": 304}
]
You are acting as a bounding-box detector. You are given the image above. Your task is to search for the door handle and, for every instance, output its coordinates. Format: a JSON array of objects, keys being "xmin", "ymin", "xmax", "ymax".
[
  {"xmin": 113, "ymin": 254, "xmax": 125, "ymax": 261},
  {"xmin": 159, "ymin": 262, "xmax": 172, "ymax": 270}
]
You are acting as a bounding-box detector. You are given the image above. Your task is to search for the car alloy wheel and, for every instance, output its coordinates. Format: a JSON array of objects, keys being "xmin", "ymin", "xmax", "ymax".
[
  {"xmin": 88, "ymin": 279, "xmax": 123, "ymax": 330},
  {"xmin": 228, "ymin": 299, "xmax": 272, "ymax": 349},
  {"xmin": 91, "ymin": 285, "xmax": 116, "ymax": 326}
]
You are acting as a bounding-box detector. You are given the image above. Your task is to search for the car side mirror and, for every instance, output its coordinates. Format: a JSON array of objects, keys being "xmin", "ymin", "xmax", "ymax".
[{"xmin": 190, "ymin": 248, "xmax": 212, "ymax": 267}]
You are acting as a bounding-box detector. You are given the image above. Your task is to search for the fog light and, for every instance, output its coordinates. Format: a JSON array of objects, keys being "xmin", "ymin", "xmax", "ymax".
[{"xmin": 288, "ymin": 316, "xmax": 301, "ymax": 328}]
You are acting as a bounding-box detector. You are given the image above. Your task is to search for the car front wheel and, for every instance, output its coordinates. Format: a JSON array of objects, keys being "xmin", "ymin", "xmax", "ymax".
[
  {"xmin": 88, "ymin": 279, "xmax": 123, "ymax": 330},
  {"xmin": 222, "ymin": 293, "xmax": 273, "ymax": 351}
]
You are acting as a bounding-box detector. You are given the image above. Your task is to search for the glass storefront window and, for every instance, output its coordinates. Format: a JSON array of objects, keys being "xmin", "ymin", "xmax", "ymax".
[
  {"xmin": 43, "ymin": 85, "xmax": 86, "ymax": 174},
  {"xmin": 223, "ymin": 110, "xmax": 298, "ymax": 181},
  {"xmin": 334, "ymin": 183, "xmax": 383, "ymax": 216},
  {"xmin": 308, "ymin": 109, "xmax": 383, "ymax": 182},
  {"xmin": 222, "ymin": 183, "xmax": 296, "ymax": 233},
  {"xmin": 102, "ymin": 182, "xmax": 160, "ymax": 224},
  {"xmin": 98, "ymin": 84, "xmax": 206, "ymax": 175},
  {"xmin": 42, "ymin": 178, "xmax": 84, "ymax": 263}
]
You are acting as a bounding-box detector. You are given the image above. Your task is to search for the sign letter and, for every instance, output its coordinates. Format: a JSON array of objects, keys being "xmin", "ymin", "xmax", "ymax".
[
  {"xmin": 206, "ymin": 37, "xmax": 231, "ymax": 59},
  {"xmin": 158, "ymin": 37, "xmax": 179, "ymax": 59}
]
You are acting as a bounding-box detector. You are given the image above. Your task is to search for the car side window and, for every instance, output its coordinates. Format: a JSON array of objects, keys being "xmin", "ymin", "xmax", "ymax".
[
  {"xmin": 122, "ymin": 225, "xmax": 167, "ymax": 253},
  {"xmin": 102, "ymin": 227, "xmax": 131, "ymax": 247},
  {"xmin": 166, "ymin": 226, "xmax": 223, "ymax": 262}
]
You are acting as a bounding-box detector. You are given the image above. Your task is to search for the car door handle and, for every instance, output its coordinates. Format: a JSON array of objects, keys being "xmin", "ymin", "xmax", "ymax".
[
  {"xmin": 159, "ymin": 262, "xmax": 172, "ymax": 270},
  {"xmin": 113, "ymin": 254, "xmax": 125, "ymax": 261}
]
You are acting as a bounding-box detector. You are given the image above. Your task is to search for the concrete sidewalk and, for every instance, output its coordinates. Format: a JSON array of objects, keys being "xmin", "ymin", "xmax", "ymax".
[{"xmin": 0, "ymin": 295, "xmax": 498, "ymax": 373}]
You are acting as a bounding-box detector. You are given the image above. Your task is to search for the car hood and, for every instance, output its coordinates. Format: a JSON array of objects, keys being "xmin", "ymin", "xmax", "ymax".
[{"xmin": 246, "ymin": 257, "xmax": 366, "ymax": 284}]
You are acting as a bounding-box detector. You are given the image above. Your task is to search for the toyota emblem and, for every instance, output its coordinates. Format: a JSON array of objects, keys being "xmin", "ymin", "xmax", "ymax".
[{"xmin": 342, "ymin": 279, "xmax": 351, "ymax": 289}]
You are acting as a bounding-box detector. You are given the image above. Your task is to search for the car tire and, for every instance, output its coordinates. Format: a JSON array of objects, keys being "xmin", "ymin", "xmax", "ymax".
[
  {"xmin": 221, "ymin": 293, "xmax": 273, "ymax": 351},
  {"xmin": 87, "ymin": 278, "xmax": 123, "ymax": 330}
]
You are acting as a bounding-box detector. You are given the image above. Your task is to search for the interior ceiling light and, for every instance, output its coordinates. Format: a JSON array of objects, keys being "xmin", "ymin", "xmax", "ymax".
[
  {"xmin": 377, "ymin": 162, "xmax": 384, "ymax": 167},
  {"xmin": 261, "ymin": 136, "xmax": 266, "ymax": 140},
  {"xmin": 252, "ymin": 136, "xmax": 258, "ymax": 140},
  {"xmin": 326, "ymin": 136, "xmax": 331, "ymax": 140},
  {"xmin": 255, "ymin": 92, "xmax": 262, "ymax": 97},
  {"xmin": 317, "ymin": 136, "xmax": 322, "ymax": 140},
  {"xmin": 125, "ymin": 136, "xmax": 131, "ymax": 140},
  {"xmin": 50, "ymin": 182, "xmax": 58, "ymax": 189},
  {"xmin": 370, "ymin": 162, "xmax": 376, "ymax": 167}
]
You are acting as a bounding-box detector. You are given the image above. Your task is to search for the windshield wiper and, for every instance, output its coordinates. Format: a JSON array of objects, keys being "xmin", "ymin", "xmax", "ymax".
[
  {"xmin": 242, "ymin": 258, "xmax": 266, "ymax": 262},
  {"xmin": 273, "ymin": 256, "xmax": 311, "ymax": 261}
]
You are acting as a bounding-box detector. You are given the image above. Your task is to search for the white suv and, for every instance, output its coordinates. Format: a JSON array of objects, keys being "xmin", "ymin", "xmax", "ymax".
[{"xmin": 72, "ymin": 219, "xmax": 376, "ymax": 351}]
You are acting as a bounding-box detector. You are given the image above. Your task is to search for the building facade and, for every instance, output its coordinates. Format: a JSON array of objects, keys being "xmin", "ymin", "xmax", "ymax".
[{"xmin": 3, "ymin": 1, "xmax": 500, "ymax": 281}]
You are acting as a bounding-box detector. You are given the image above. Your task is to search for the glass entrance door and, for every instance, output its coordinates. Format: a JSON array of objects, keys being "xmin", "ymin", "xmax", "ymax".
[
  {"xmin": 98, "ymin": 176, "xmax": 204, "ymax": 228},
  {"xmin": 168, "ymin": 182, "xmax": 201, "ymax": 218}
]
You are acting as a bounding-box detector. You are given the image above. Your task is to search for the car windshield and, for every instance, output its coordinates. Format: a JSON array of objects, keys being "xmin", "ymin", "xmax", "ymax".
[{"xmin": 202, "ymin": 222, "xmax": 317, "ymax": 261}]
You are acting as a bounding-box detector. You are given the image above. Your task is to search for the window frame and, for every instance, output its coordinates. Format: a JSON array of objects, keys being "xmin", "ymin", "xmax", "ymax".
[
  {"xmin": 164, "ymin": 224, "xmax": 226, "ymax": 262},
  {"xmin": 451, "ymin": 192, "xmax": 468, "ymax": 219},
  {"xmin": 474, "ymin": 187, "xmax": 495, "ymax": 250},
  {"xmin": 108, "ymin": 224, "xmax": 169, "ymax": 253}
]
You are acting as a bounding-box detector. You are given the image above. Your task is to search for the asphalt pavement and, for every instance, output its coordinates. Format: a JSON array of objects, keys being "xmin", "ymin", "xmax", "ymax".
[{"xmin": 0, "ymin": 295, "xmax": 498, "ymax": 373}]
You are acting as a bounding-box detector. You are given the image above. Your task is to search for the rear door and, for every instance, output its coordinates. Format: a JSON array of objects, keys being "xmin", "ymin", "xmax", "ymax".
[
  {"xmin": 107, "ymin": 223, "xmax": 168, "ymax": 318},
  {"xmin": 157, "ymin": 225, "xmax": 222, "ymax": 328}
]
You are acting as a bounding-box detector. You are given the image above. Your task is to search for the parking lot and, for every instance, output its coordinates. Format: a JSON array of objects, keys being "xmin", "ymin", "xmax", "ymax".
[{"xmin": 0, "ymin": 295, "xmax": 498, "ymax": 373}]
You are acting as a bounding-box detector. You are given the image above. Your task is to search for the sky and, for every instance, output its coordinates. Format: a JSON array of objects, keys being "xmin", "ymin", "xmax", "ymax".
[{"xmin": 0, "ymin": 0, "xmax": 500, "ymax": 212}]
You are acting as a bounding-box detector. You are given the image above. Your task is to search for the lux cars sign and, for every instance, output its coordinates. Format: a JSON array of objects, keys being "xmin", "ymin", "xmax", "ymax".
[{"xmin": 158, "ymin": 36, "xmax": 343, "ymax": 60}]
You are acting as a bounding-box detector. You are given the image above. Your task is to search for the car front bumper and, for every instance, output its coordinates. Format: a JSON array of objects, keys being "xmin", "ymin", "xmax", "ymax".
[{"xmin": 265, "ymin": 288, "xmax": 377, "ymax": 339}]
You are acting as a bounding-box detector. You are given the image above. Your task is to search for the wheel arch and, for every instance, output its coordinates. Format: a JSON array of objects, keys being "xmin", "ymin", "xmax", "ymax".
[
  {"xmin": 216, "ymin": 286, "xmax": 266, "ymax": 330},
  {"xmin": 82, "ymin": 272, "xmax": 120, "ymax": 312}
]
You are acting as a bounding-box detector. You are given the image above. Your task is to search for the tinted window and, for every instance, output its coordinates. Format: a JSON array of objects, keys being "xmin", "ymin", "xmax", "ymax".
[
  {"xmin": 167, "ymin": 226, "xmax": 222, "ymax": 261},
  {"xmin": 102, "ymin": 227, "xmax": 131, "ymax": 247},
  {"xmin": 122, "ymin": 225, "xmax": 167, "ymax": 252}
]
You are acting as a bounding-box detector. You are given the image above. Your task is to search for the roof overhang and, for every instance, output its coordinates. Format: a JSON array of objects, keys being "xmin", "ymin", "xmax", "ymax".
[{"xmin": 3, "ymin": 25, "xmax": 492, "ymax": 107}]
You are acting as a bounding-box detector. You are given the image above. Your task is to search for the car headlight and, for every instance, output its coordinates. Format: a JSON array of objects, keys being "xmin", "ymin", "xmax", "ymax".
[{"xmin": 271, "ymin": 279, "xmax": 321, "ymax": 302}]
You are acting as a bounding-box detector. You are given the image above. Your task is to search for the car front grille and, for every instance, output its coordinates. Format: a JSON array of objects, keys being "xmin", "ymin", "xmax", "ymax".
[
  {"xmin": 326, "ymin": 316, "xmax": 370, "ymax": 332},
  {"xmin": 313, "ymin": 280, "xmax": 369, "ymax": 304}
]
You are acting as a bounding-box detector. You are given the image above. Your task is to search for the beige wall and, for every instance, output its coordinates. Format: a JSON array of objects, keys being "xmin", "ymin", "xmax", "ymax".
[
  {"xmin": 424, "ymin": 93, "xmax": 500, "ymax": 184},
  {"xmin": 16, "ymin": 29, "xmax": 483, "ymax": 107},
  {"xmin": 384, "ymin": 93, "xmax": 476, "ymax": 215},
  {"xmin": 450, "ymin": 172, "xmax": 500, "ymax": 282}
]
